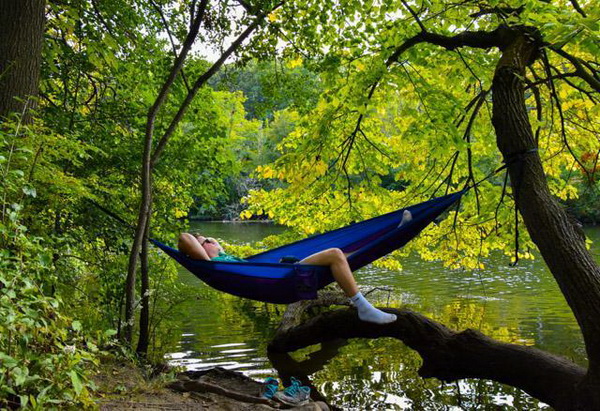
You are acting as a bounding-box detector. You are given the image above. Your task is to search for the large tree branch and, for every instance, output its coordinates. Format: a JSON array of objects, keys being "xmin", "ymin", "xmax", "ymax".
[
  {"xmin": 336, "ymin": 26, "xmax": 509, "ymax": 188},
  {"xmin": 387, "ymin": 26, "xmax": 515, "ymax": 66},
  {"xmin": 268, "ymin": 308, "xmax": 586, "ymax": 409}
]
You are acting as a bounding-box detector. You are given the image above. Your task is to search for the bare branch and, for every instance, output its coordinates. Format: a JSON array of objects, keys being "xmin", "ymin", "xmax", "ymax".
[
  {"xmin": 358, "ymin": 128, "xmax": 392, "ymax": 160},
  {"xmin": 400, "ymin": 0, "xmax": 427, "ymax": 33},
  {"xmin": 569, "ymin": 0, "xmax": 587, "ymax": 17},
  {"xmin": 541, "ymin": 50, "xmax": 593, "ymax": 183},
  {"xmin": 149, "ymin": 0, "xmax": 192, "ymax": 92},
  {"xmin": 550, "ymin": 46, "xmax": 600, "ymax": 93},
  {"xmin": 462, "ymin": 90, "xmax": 489, "ymax": 212},
  {"xmin": 457, "ymin": 50, "xmax": 483, "ymax": 91},
  {"xmin": 431, "ymin": 151, "xmax": 459, "ymax": 196},
  {"xmin": 525, "ymin": 72, "xmax": 580, "ymax": 88}
]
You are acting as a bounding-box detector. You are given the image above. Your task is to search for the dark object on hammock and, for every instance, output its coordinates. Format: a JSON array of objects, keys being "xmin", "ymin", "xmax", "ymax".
[
  {"xmin": 152, "ymin": 190, "xmax": 465, "ymax": 304},
  {"xmin": 279, "ymin": 256, "xmax": 300, "ymax": 264}
]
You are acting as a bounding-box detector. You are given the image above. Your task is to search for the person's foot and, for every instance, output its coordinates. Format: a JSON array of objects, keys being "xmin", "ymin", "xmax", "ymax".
[
  {"xmin": 273, "ymin": 377, "xmax": 311, "ymax": 406},
  {"xmin": 260, "ymin": 377, "xmax": 279, "ymax": 399},
  {"xmin": 357, "ymin": 308, "xmax": 397, "ymax": 324},
  {"xmin": 350, "ymin": 292, "xmax": 397, "ymax": 324},
  {"xmin": 398, "ymin": 209, "xmax": 413, "ymax": 228}
]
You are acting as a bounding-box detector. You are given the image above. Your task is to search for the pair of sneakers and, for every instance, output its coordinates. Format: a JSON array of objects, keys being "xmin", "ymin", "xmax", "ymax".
[{"xmin": 261, "ymin": 376, "xmax": 311, "ymax": 406}]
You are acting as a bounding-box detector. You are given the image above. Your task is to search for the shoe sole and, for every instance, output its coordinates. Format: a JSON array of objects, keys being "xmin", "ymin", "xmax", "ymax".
[
  {"xmin": 274, "ymin": 392, "xmax": 310, "ymax": 406},
  {"xmin": 277, "ymin": 397, "xmax": 309, "ymax": 406}
]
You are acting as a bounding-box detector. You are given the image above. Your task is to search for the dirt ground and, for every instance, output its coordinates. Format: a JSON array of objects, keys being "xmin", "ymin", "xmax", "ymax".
[{"xmin": 93, "ymin": 360, "xmax": 328, "ymax": 410}]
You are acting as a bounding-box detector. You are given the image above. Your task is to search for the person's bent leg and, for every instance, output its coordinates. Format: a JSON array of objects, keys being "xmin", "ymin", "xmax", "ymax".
[
  {"xmin": 300, "ymin": 249, "xmax": 396, "ymax": 324},
  {"xmin": 300, "ymin": 248, "xmax": 358, "ymax": 296}
]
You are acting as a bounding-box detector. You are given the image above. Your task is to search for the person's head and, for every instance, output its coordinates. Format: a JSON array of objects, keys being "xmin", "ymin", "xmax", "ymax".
[{"xmin": 193, "ymin": 234, "xmax": 223, "ymax": 258}]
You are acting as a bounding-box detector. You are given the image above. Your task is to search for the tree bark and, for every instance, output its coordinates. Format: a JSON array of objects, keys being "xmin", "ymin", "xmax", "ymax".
[
  {"xmin": 491, "ymin": 30, "xmax": 600, "ymax": 408},
  {"xmin": 268, "ymin": 307, "xmax": 586, "ymax": 409},
  {"xmin": 0, "ymin": 0, "xmax": 46, "ymax": 123},
  {"xmin": 136, "ymin": 212, "xmax": 151, "ymax": 355}
]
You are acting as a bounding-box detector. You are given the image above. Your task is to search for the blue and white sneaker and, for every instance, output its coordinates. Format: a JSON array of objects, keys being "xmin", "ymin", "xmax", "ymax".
[
  {"xmin": 261, "ymin": 377, "xmax": 279, "ymax": 399},
  {"xmin": 274, "ymin": 377, "xmax": 311, "ymax": 406}
]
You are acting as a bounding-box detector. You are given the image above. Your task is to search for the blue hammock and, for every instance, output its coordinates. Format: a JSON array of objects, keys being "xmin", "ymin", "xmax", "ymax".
[{"xmin": 152, "ymin": 190, "xmax": 465, "ymax": 304}]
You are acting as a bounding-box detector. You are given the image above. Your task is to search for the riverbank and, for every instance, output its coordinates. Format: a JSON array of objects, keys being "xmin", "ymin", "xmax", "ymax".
[
  {"xmin": 93, "ymin": 357, "xmax": 198, "ymax": 410},
  {"xmin": 93, "ymin": 358, "xmax": 327, "ymax": 410}
]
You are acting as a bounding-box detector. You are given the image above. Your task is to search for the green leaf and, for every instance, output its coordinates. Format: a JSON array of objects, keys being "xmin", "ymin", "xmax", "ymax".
[
  {"xmin": 68, "ymin": 370, "xmax": 83, "ymax": 395},
  {"xmin": 0, "ymin": 353, "xmax": 18, "ymax": 368},
  {"xmin": 104, "ymin": 329, "xmax": 118, "ymax": 337},
  {"xmin": 72, "ymin": 320, "xmax": 82, "ymax": 332},
  {"xmin": 22, "ymin": 186, "xmax": 37, "ymax": 198}
]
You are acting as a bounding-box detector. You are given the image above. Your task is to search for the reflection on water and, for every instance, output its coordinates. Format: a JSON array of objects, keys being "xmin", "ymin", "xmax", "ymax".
[{"xmin": 165, "ymin": 222, "xmax": 598, "ymax": 409}]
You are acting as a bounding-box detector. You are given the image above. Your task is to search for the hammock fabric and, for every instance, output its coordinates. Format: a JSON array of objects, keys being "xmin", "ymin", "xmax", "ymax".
[{"xmin": 152, "ymin": 190, "xmax": 465, "ymax": 304}]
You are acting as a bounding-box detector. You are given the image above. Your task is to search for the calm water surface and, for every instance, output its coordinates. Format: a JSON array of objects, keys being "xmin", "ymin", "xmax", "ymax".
[{"xmin": 165, "ymin": 222, "xmax": 599, "ymax": 410}]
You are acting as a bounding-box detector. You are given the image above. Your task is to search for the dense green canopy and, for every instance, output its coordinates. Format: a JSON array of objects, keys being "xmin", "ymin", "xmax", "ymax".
[{"xmin": 1, "ymin": 0, "xmax": 598, "ymax": 408}]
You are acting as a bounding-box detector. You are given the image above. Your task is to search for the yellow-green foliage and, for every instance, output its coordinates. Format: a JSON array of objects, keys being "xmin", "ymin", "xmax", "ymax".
[{"xmin": 242, "ymin": 0, "xmax": 599, "ymax": 270}]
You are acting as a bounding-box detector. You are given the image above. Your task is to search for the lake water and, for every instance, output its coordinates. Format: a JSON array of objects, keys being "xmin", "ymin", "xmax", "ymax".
[{"xmin": 164, "ymin": 222, "xmax": 599, "ymax": 410}]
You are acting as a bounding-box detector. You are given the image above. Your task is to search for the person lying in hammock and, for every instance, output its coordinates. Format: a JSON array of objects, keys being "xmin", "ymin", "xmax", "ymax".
[{"xmin": 177, "ymin": 232, "xmax": 403, "ymax": 325}]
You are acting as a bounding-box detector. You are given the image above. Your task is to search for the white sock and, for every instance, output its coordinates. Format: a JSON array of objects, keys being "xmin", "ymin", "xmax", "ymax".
[
  {"xmin": 350, "ymin": 292, "xmax": 397, "ymax": 324},
  {"xmin": 398, "ymin": 210, "xmax": 413, "ymax": 228}
]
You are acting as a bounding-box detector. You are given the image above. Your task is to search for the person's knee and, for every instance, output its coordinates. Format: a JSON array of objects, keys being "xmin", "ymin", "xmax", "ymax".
[
  {"xmin": 178, "ymin": 233, "xmax": 194, "ymax": 249},
  {"xmin": 327, "ymin": 248, "xmax": 345, "ymax": 262}
]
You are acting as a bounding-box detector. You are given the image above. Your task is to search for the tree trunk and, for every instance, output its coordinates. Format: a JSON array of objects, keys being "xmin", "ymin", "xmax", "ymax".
[
  {"xmin": 0, "ymin": 0, "xmax": 45, "ymax": 123},
  {"xmin": 123, "ymin": 2, "xmax": 277, "ymax": 349},
  {"xmin": 136, "ymin": 201, "xmax": 151, "ymax": 355},
  {"xmin": 122, "ymin": 123, "xmax": 153, "ymax": 345},
  {"xmin": 268, "ymin": 307, "xmax": 586, "ymax": 409},
  {"xmin": 491, "ymin": 31, "xmax": 600, "ymax": 408}
]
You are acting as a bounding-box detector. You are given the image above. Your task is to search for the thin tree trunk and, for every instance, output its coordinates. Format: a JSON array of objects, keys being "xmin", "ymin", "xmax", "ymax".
[
  {"xmin": 124, "ymin": 1, "xmax": 281, "ymax": 349},
  {"xmin": 136, "ymin": 208, "xmax": 151, "ymax": 355},
  {"xmin": 0, "ymin": 0, "xmax": 45, "ymax": 123},
  {"xmin": 123, "ymin": 124, "xmax": 153, "ymax": 344},
  {"xmin": 123, "ymin": 0, "xmax": 209, "ymax": 345}
]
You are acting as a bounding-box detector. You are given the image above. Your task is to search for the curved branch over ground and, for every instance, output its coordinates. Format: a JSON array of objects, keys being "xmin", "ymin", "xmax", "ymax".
[{"xmin": 268, "ymin": 307, "xmax": 585, "ymax": 409}]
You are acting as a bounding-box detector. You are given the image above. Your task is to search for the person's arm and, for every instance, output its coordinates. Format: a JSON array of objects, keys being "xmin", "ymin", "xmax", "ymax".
[{"xmin": 178, "ymin": 233, "xmax": 210, "ymax": 260}]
